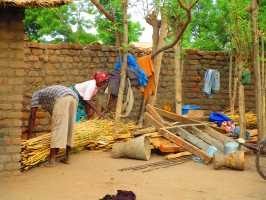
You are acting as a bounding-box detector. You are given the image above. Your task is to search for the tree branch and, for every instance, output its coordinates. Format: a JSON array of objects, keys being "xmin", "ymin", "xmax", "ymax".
[
  {"xmin": 151, "ymin": 0, "xmax": 198, "ymax": 59},
  {"xmin": 90, "ymin": 0, "xmax": 115, "ymax": 22}
]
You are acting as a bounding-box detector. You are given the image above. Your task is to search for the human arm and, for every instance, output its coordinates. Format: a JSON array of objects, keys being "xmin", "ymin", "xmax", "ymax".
[
  {"xmin": 28, "ymin": 90, "xmax": 40, "ymax": 139},
  {"xmin": 27, "ymin": 107, "xmax": 38, "ymax": 139},
  {"xmin": 85, "ymin": 100, "xmax": 104, "ymax": 118}
]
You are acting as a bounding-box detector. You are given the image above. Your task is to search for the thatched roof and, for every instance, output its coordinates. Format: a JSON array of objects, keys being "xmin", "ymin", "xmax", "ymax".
[{"xmin": 0, "ymin": 0, "xmax": 71, "ymax": 8}]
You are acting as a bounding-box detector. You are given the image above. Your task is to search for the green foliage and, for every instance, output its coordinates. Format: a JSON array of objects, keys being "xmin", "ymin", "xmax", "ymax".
[
  {"xmin": 24, "ymin": 1, "xmax": 98, "ymax": 44},
  {"xmin": 227, "ymin": 0, "xmax": 251, "ymax": 54},
  {"xmin": 182, "ymin": 0, "xmax": 266, "ymax": 51},
  {"xmin": 96, "ymin": 18, "xmax": 143, "ymax": 45},
  {"xmin": 259, "ymin": 1, "xmax": 266, "ymax": 41},
  {"xmin": 95, "ymin": 0, "xmax": 143, "ymax": 45},
  {"xmin": 24, "ymin": 0, "xmax": 143, "ymax": 45},
  {"xmin": 182, "ymin": 0, "xmax": 230, "ymax": 50}
]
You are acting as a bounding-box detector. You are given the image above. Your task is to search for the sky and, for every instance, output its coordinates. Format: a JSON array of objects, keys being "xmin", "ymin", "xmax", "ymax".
[{"xmin": 128, "ymin": 4, "xmax": 153, "ymax": 43}]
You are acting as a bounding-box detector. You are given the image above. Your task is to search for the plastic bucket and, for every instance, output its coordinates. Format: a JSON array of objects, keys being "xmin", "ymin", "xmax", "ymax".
[{"xmin": 112, "ymin": 135, "xmax": 151, "ymax": 161}]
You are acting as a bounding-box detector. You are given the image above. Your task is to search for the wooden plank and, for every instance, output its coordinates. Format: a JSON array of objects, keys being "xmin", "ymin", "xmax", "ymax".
[
  {"xmin": 160, "ymin": 128, "xmax": 212, "ymax": 163},
  {"xmin": 190, "ymin": 126, "xmax": 224, "ymax": 152},
  {"xmin": 153, "ymin": 106, "xmax": 208, "ymax": 127},
  {"xmin": 153, "ymin": 106, "xmax": 194, "ymax": 123},
  {"xmin": 166, "ymin": 151, "xmax": 192, "ymax": 160},
  {"xmin": 163, "ymin": 123, "xmax": 210, "ymax": 129},
  {"xmin": 201, "ymin": 126, "xmax": 234, "ymax": 143},
  {"xmin": 146, "ymin": 104, "xmax": 172, "ymax": 126},
  {"xmin": 175, "ymin": 127, "xmax": 210, "ymax": 151},
  {"xmin": 133, "ymin": 127, "xmax": 156, "ymax": 137},
  {"xmin": 159, "ymin": 145, "xmax": 182, "ymax": 153},
  {"xmin": 144, "ymin": 112, "xmax": 165, "ymax": 129},
  {"xmin": 150, "ymin": 137, "xmax": 183, "ymax": 153}
]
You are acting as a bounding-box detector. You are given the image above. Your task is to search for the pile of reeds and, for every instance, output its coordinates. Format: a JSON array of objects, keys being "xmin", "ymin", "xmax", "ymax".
[
  {"xmin": 21, "ymin": 119, "xmax": 136, "ymax": 170},
  {"xmin": 226, "ymin": 112, "xmax": 257, "ymax": 129}
]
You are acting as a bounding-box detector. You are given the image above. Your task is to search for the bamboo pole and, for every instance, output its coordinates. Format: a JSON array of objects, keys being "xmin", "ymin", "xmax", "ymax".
[
  {"xmin": 229, "ymin": 53, "xmax": 233, "ymax": 113},
  {"xmin": 175, "ymin": 41, "xmax": 182, "ymax": 114},
  {"xmin": 251, "ymin": 0, "xmax": 263, "ymax": 141},
  {"xmin": 261, "ymin": 35, "xmax": 266, "ymax": 138},
  {"xmin": 115, "ymin": 0, "xmax": 128, "ymax": 121}
]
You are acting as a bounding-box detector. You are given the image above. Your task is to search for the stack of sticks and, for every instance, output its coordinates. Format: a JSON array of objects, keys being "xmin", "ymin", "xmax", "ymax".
[{"xmin": 21, "ymin": 119, "xmax": 136, "ymax": 170}]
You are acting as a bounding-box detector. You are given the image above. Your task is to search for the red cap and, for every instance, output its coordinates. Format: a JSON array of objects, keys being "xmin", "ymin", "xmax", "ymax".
[{"xmin": 94, "ymin": 71, "xmax": 109, "ymax": 83}]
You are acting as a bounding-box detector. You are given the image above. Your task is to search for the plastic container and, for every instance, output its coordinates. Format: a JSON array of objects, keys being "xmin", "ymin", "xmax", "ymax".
[
  {"xmin": 224, "ymin": 141, "xmax": 240, "ymax": 155},
  {"xmin": 182, "ymin": 104, "xmax": 201, "ymax": 115}
]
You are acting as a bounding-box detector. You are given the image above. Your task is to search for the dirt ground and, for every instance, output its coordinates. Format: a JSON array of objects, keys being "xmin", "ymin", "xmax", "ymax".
[{"xmin": 1, "ymin": 151, "xmax": 265, "ymax": 200}]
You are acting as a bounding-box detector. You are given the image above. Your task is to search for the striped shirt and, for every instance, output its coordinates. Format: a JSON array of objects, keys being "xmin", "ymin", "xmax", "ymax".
[{"xmin": 31, "ymin": 85, "xmax": 78, "ymax": 115}]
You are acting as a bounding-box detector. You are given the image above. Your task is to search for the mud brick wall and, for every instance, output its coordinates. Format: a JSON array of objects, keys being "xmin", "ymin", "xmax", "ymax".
[
  {"xmin": 158, "ymin": 49, "xmax": 255, "ymax": 113},
  {"xmin": 23, "ymin": 43, "xmax": 257, "ymax": 134},
  {"xmin": 23, "ymin": 43, "xmax": 146, "ymax": 133},
  {"xmin": 0, "ymin": 9, "xmax": 24, "ymax": 173}
]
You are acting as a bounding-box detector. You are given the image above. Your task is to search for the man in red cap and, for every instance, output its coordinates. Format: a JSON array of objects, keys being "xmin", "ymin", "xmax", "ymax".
[{"xmin": 71, "ymin": 71, "xmax": 109, "ymax": 121}]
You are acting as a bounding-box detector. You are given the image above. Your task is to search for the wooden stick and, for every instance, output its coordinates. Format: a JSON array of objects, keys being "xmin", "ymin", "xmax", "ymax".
[
  {"xmin": 175, "ymin": 127, "xmax": 210, "ymax": 151},
  {"xmin": 144, "ymin": 112, "xmax": 165, "ymax": 129},
  {"xmin": 166, "ymin": 151, "xmax": 192, "ymax": 160},
  {"xmin": 190, "ymin": 126, "xmax": 224, "ymax": 152},
  {"xmin": 160, "ymin": 128, "xmax": 212, "ymax": 163},
  {"xmin": 202, "ymin": 126, "xmax": 234, "ymax": 143},
  {"xmin": 133, "ymin": 127, "xmax": 156, "ymax": 136}
]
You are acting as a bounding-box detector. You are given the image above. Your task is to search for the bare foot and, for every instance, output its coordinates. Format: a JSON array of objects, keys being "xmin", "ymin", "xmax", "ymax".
[
  {"xmin": 60, "ymin": 158, "xmax": 70, "ymax": 164},
  {"xmin": 44, "ymin": 159, "xmax": 56, "ymax": 168}
]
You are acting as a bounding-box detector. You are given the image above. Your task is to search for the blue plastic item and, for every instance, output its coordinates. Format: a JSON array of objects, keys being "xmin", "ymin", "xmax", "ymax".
[
  {"xmin": 182, "ymin": 104, "xmax": 201, "ymax": 115},
  {"xmin": 232, "ymin": 127, "xmax": 250, "ymax": 140},
  {"xmin": 192, "ymin": 156, "xmax": 203, "ymax": 163},
  {"xmin": 206, "ymin": 146, "xmax": 218, "ymax": 157},
  {"xmin": 115, "ymin": 54, "xmax": 148, "ymax": 87},
  {"xmin": 209, "ymin": 112, "xmax": 232, "ymax": 127},
  {"xmin": 224, "ymin": 141, "xmax": 240, "ymax": 155}
]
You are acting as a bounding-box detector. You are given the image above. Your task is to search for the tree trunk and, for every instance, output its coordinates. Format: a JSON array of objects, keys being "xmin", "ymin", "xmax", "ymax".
[
  {"xmin": 115, "ymin": 0, "xmax": 128, "ymax": 121},
  {"xmin": 150, "ymin": 15, "xmax": 168, "ymax": 105},
  {"xmin": 238, "ymin": 83, "xmax": 246, "ymax": 138},
  {"xmin": 231, "ymin": 57, "xmax": 238, "ymax": 114},
  {"xmin": 115, "ymin": 31, "xmax": 122, "ymax": 47},
  {"xmin": 251, "ymin": 0, "xmax": 263, "ymax": 141},
  {"xmin": 261, "ymin": 35, "xmax": 266, "ymax": 138},
  {"xmin": 229, "ymin": 53, "xmax": 233, "ymax": 113},
  {"xmin": 174, "ymin": 41, "xmax": 182, "ymax": 114},
  {"xmin": 237, "ymin": 56, "xmax": 246, "ymax": 138}
]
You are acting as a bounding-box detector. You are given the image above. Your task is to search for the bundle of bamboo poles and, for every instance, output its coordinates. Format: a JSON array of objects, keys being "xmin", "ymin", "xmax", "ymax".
[
  {"xmin": 226, "ymin": 112, "xmax": 257, "ymax": 129},
  {"xmin": 21, "ymin": 119, "xmax": 136, "ymax": 170}
]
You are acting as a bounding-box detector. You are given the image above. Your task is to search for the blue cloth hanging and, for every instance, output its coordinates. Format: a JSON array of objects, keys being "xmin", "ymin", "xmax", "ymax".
[
  {"xmin": 203, "ymin": 69, "xmax": 220, "ymax": 96},
  {"xmin": 115, "ymin": 54, "xmax": 148, "ymax": 87}
]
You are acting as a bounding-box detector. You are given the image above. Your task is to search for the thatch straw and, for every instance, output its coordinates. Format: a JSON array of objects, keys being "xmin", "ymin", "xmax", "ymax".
[
  {"xmin": 0, "ymin": 0, "xmax": 71, "ymax": 8},
  {"xmin": 21, "ymin": 119, "xmax": 136, "ymax": 170}
]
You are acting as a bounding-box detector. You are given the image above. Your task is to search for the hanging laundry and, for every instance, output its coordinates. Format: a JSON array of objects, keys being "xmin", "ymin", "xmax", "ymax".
[
  {"xmin": 115, "ymin": 54, "xmax": 148, "ymax": 87},
  {"xmin": 137, "ymin": 55, "xmax": 155, "ymax": 101},
  {"xmin": 203, "ymin": 69, "xmax": 220, "ymax": 96},
  {"xmin": 108, "ymin": 69, "xmax": 138, "ymax": 97}
]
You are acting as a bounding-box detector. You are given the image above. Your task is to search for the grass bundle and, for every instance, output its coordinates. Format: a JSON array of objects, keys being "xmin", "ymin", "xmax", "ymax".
[{"xmin": 21, "ymin": 119, "xmax": 136, "ymax": 170}]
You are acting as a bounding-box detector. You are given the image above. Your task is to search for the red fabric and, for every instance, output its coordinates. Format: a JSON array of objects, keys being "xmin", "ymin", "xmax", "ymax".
[{"xmin": 94, "ymin": 71, "xmax": 109, "ymax": 83}]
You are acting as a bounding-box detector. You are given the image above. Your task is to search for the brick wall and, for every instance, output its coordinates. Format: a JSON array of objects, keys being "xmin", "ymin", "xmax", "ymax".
[
  {"xmin": 23, "ymin": 43, "xmax": 147, "ymax": 133},
  {"xmin": 158, "ymin": 49, "xmax": 256, "ymax": 113},
  {"xmin": 0, "ymin": 9, "xmax": 24, "ymax": 173},
  {"xmin": 0, "ymin": 35, "xmax": 257, "ymax": 173},
  {"xmin": 23, "ymin": 43, "xmax": 257, "ymax": 134}
]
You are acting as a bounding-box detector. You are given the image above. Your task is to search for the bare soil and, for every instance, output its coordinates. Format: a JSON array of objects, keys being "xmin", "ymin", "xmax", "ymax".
[{"xmin": 1, "ymin": 151, "xmax": 265, "ymax": 200}]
